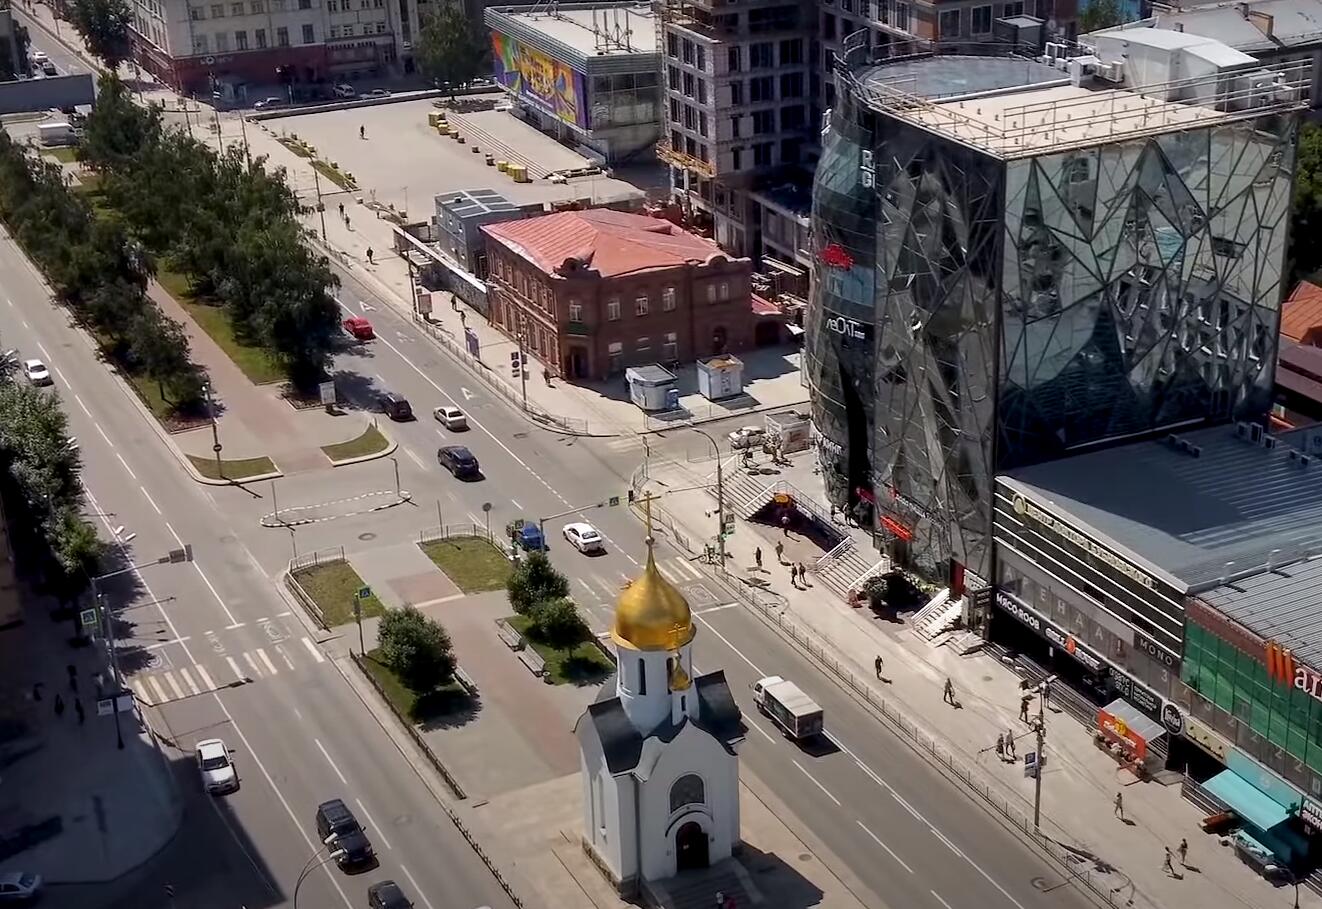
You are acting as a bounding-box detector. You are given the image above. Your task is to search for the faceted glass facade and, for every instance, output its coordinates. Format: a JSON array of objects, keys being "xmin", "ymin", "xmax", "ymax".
[{"xmin": 807, "ymin": 77, "xmax": 1297, "ymax": 578}]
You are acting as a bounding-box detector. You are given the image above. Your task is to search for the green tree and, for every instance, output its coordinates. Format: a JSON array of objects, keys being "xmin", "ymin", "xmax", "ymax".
[
  {"xmin": 130, "ymin": 308, "xmax": 206, "ymax": 404},
  {"xmin": 1078, "ymin": 0, "xmax": 1124, "ymax": 33},
  {"xmin": 531, "ymin": 598, "xmax": 590, "ymax": 649},
  {"xmin": 415, "ymin": 6, "xmax": 489, "ymax": 95},
  {"xmin": 1292, "ymin": 123, "xmax": 1322, "ymax": 281},
  {"xmin": 377, "ymin": 606, "xmax": 456, "ymax": 693},
  {"xmin": 69, "ymin": 0, "xmax": 135, "ymax": 70},
  {"xmin": 506, "ymin": 551, "xmax": 570, "ymax": 616}
]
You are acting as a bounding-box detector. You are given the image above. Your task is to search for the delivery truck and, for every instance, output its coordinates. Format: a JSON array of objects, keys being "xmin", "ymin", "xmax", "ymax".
[
  {"xmin": 752, "ymin": 675, "xmax": 823, "ymax": 740},
  {"xmin": 38, "ymin": 122, "xmax": 77, "ymax": 147}
]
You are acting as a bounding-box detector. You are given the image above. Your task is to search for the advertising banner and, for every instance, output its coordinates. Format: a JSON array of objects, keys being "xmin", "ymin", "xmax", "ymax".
[{"xmin": 491, "ymin": 33, "xmax": 589, "ymax": 129}]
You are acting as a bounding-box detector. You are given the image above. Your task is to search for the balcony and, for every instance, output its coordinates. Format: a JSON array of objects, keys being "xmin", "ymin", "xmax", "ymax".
[
  {"xmin": 658, "ymin": 138, "xmax": 717, "ymax": 179},
  {"xmin": 565, "ymin": 321, "xmax": 592, "ymax": 337}
]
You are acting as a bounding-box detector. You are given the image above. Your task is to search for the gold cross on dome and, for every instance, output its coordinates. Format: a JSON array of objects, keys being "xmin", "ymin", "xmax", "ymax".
[{"xmin": 637, "ymin": 490, "xmax": 660, "ymax": 547}]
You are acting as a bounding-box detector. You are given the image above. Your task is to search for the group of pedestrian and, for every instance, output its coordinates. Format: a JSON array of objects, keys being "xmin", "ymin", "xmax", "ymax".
[
  {"xmin": 993, "ymin": 730, "xmax": 1018, "ymax": 762},
  {"xmin": 337, "ymin": 201, "xmax": 352, "ymax": 231},
  {"xmin": 43, "ymin": 664, "xmax": 86, "ymax": 725},
  {"xmin": 1162, "ymin": 839, "xmax": 1189, "ymax": 876},
  {"xmin": 789, "ymin": 562, "xmax": 809, "ymax": 588}
]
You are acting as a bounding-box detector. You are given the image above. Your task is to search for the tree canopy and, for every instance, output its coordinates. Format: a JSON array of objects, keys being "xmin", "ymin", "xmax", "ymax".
[
  {"xmin": 69, "ymin": 0, "xmax": 135, "ymax": 70},
  {"xmin": 1078, "ymin": 0, "xmax": 1124, "ymax": 34},
  {"xmin": 415, "ymin": 6, "xmax": 490, "ymax": 93},
  {"xmin": 1292, "ymin": 123, "xmax": 1322, "ymax": 282},
  {"xmin": 506, "ymin": 551, "xmax": 570, "ymax": 616},
  {"xmin": 377, "ymin": 606, "xmax": 456, "ymax": 693}
]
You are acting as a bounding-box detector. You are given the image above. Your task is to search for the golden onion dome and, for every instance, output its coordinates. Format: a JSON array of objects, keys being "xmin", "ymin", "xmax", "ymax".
[{"xmin": 612, "ymin": 548, "xmax": 695, "ymax": 652}]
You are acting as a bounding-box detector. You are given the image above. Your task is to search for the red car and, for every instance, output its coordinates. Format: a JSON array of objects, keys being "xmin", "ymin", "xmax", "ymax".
[{"xmin": 343, "ymin": 316, "xmax": 374, "ymax": 340}]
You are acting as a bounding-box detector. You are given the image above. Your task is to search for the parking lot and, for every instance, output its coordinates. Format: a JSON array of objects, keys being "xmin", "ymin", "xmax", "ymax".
[{"xmin": 264, "ymin": 97, "xmax": 644, "ymax": 218}]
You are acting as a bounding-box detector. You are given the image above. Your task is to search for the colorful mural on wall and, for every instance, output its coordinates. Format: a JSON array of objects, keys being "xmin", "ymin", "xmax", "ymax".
[{"xmin": 490, "ymin": 32, "xmax": 589, "ymax": 130}]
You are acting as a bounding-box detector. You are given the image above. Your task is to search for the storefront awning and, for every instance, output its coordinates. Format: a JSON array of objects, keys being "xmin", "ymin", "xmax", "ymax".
[
  {"xmin": 1098, "ymin": 698, "xmax": 1164, "ymax": 763},
  {"xmin": 1203, "ymin": 769, "xmax": 1293, "ymax": 832},
  {"xmin": 1100, "ymin": 698, "xmax": 1163, "ymax": 742}
]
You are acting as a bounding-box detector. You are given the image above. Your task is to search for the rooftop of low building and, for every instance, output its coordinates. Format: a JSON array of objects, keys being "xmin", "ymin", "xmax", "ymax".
[{"xmin": 487, "ymin": 3, "xmax": 657, "ymax": 57}]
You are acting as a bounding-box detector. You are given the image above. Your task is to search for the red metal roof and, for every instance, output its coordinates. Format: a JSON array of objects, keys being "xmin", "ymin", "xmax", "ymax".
[
  {"xmin": 1282, "ymin": 281, "xmax": 1322, "ymax": 343},
  {"xmin": 482, "ymin": 209, "xmax": 728, "ymax": 279}
]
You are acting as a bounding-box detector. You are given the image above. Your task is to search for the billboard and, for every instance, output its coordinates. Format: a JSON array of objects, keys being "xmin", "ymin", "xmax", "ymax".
[{"xmin": 490, "ymin": 33, "xmax": 589, "ymax": 130}]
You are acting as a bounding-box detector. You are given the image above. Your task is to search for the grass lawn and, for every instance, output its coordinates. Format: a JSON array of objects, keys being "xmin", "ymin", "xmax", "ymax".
[
  {"xmin": 156, "ymin": 270, "xmax": 285, "ymax": 385},
  {"xmin": 127, "ymin": 372, "xmax": 185, "ymax": 422},
  {"xmin": 187, "ymin": 453, "xmax": 277, "ymax": 481},
  {"xmin": 420, "ymin": 537, "xmax": 511, "ymax": 593},
  {"xmin": 508, "ymin": 614, "xmax": 613, "ymax": 685},
  {"xmin": 73, "ymin": 171, "xmax": 103, "ymax": 195},
  {"xmin": 276, "ymin": 137, "xmax": 314, "ymax": 159},
  {"xmin": 322, "ymin": 424, "xmax": 389, "ymax": 462},
  {"xmin": 42, "ymin": 146, "xmax": 79, "ymax": 163},
  {"xmin": 312, "ymin": 158, "xmax": 355, "ymax": 190},
  {"xmin": 360, "ymin": 649, "xmax": 468, "ymax": 722},
  {"xmin": 292, "ymin": 561, "xmax": 384, "ymax": 627}
]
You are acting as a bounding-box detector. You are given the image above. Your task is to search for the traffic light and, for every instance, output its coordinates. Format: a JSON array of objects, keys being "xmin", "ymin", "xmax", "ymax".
[{"xmin": 510, "ymin": 351, "xmax": 522, "ymax": 378}]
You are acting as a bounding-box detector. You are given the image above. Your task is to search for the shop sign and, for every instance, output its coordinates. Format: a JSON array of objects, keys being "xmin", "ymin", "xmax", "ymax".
[
  {"xmin": 1160, "ymin": 701, "xmax": 1186, "ymax": 736},
  {"xmin": 880, "ymin": 515, "xmax": 913, "ymax": 541},
  {"xmin": 1184, "ymin": 717, "xmax": 1228, "ymax": 762},
  {"xmin": 1010, "ymin": 492, "xmax": 1156, "ymax": 591},
  {"xmin": 997, "ymin": 591, "xmax": 1104, "ymax": 673},
  {"xmin": 996, "ymin": 591, "xmax": 1041, "ymax": 633},
  {"xmin": 1266, "ymin": 640, "xmax": 1322, "ymax": 704},
  {"xmin": 819, "ymin": 244, "xmax": 855, "ymax": 270},
  {"xmin": 883, "ymin": 481, "xmax": 937, "ymax": 521},
  {"xmin": 825, "ymin": 315, "xmax": 869, "ymax": 340},
  {"xmin": 1098, "ymin": 707, "xmax": 1148, "ymax": 762},
  {"xmin": 1133, "ymin": 629, "xmax": 1181, "ymax": 671},
  {"xmin": 1300, "ymin": 797, "xmax": 1322, "ymax": 833},
  {"xmin": 811, "ymin": 426, "xmax": 843, "ymax": 460}
]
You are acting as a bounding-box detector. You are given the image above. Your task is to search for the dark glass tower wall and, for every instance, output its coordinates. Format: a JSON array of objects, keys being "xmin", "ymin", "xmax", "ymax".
[{"xmin": 808, "ymin": 75, "xmax": 1297, "ymax": 579}]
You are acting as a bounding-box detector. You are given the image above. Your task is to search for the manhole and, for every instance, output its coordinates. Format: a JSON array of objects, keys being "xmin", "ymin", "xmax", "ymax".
[
  {"xmin": 358, "ymin": 532, "xmax": 377, "ymax": 541},
  {"xmin": 982, "ymin": 675, "xmax": 994, "ymax": 682},
  {"xmin": 220, "ymin": 534, "xmax": 238, "ymax": 544},
  {"xmin": 798, "ymin": 853, "xmax": 812, "ymax": 863},
  {"xmin": 1031, "ymin": 877, "xmax": 1050, "ymax": 891},
  {"xmin": 513, "ymin": 432, "xmax": 528, "ymax": 439}
]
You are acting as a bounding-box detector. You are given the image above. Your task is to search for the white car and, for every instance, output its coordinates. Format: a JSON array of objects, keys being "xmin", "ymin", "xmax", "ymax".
[
  {"xmin": 0, "ymin": 872, "xmax": 41, "ymax": 902},
  {"xmin": 563, "ymin": 522, "xmax": 604, "ymax": 554},
  {"xmin": 196, "ymin": 738, "xmax": 238, "ymax": 794},
  {"xmin": 727, "ymin": 425, "xmax": 765, "ymax": 449},
  {"xmin": 22, "ymin": 359, "xmax": 52, "ymax": 386},
  {"xmin": 433, "ymin": 405, "xmax": 468, "ymax": 430},
  {"xmin": 333, "ymin": 83, "xmax": 357, "ymax": 98}
]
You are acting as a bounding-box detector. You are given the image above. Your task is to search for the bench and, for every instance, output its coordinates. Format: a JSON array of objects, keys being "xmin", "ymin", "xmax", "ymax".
[
  {"xmin": 494, "ymin": 619, "xmax": 524, "ymax": 650},
  {"xmin": 518, "ymin": 647, "xmax": 548, "ymax": 681},
  {"xmin": 454, "ymin": 666, "xmax": 478, "ymax": 696}
]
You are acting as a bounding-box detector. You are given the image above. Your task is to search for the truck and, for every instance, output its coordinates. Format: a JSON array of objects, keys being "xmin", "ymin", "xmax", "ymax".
[
  {"xmin": 37, "ymin": 122, "xmax": 77, "ymax": 147},
  {"xmin": 751, "ymin": 675, "xmax": 823, "ymax": 740}
]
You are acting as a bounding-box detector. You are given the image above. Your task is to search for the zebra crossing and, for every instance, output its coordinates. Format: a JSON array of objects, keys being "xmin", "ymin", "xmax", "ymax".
[
  {"xmin": 573, "ymin": 555, "xmax": 713, "ymax": 611},
  {"xmin": 129, "ymin": 636, "xmax": 327, "ymax": 707}
]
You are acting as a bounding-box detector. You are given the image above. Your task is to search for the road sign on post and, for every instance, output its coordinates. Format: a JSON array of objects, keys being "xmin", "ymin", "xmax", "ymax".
[
  {"xmin": 80, "ymin": 608, "xmax": 98, "ymax": 628},
  {"xmin": 609, "ymin": 496, "xmax": 620, "ymax": 507},
  {"xmin": 356, "ymin": 586, "xmax": 372, "ymax": 600},
  {"xmin": 1024, "ymin": 751, "xmax": 1040, "ymax": 778}
]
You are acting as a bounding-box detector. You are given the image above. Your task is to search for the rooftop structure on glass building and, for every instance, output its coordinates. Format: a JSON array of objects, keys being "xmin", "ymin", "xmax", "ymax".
[{"xmin": 805, "ymin": 30, "xmax": 1308, "ymax": 581}]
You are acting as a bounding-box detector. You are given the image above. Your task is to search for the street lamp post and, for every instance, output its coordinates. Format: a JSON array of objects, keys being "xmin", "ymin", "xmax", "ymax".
[
  {"xmin": 388, "ymin": 456, "xmax": 401, "ymax": 499},
  {"xmin": 203, "ymin": 382, "xmax": 222, "ymax": 479},
  {"xmin": 1031, "ymin": 676, "xmax": 1054, "ymax": 829},
  {"xmin": 691, "ymin": 429, "xmax": 726, "ymax": 566},
  {"xmin": 92, "ymin": 545, "xmax": 194, "ymax": 749},
  {"xmin": 292, "ymin": 835, "xmax": 344, "ymax": 909}
]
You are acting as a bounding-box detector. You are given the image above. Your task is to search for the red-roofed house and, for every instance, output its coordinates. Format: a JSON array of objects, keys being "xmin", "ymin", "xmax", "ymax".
[
  {"xmin": 482, "ymin": 209, "xmax": 754, "ymax": 381},
  {"xmin": 1282, "ymin": 281, "xmax": 1322, "ymax": 347}
]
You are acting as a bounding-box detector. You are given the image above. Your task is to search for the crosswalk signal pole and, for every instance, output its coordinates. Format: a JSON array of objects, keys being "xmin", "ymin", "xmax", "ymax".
[
  {"xmin": 691, "ymin": 429, "xmax": 725, "ymax": 567},
  {"xmin": 1033, "ymin": 677, "xmax": 1053, "ymax": 829}
]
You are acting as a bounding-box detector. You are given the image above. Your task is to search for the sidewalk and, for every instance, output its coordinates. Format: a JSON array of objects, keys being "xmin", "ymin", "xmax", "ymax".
[
  {"xmin": 641, "ymin": 454, "xmax": 1317, "ymax": 909},
  {"xmin": 0, "ymin": 589, "xmax": 182, "ymax": 884}
]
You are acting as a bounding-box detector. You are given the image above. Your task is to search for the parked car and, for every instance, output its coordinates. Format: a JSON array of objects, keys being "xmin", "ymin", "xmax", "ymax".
[
  {"xmin": 0, "ymin": 872, "xmax": 41, "ymax": 902},
  {"xmin": 332, "ymin": 83, "xmax": 357, "ymax": 98},
  {"xmin": 728, "ymin": 425, "xmax": 766, "ymax": 449},
  {"xmin": 377, "ymin": 392, "xmax": 413, "ymax": 421},
  {"xmin": 367, "ymin": 88, "xmax": 391, "ymax": 98},
  {"xmin": 314, "ymin": 799, "xmax": 374, "ymax": 869},
  {"xmin": 41, "ymin": 60, "xmax": 57, "ymax": 76},
  {"xmin": 253, "ymin": 97, "xmax": 284, "ymax": 110},
  {"xmin": 367, "ymin": 880, "xmax": 413, "ymax": 909},
  {"xmin": 22, "ymin": 359, "xmax": 52, "ymax": 386},
  {"xmin": 507, "ymin": 520, "xmax": 544, "ymax": 552},
  {"xmin": 437, "ymin": 445, "xmax": 480, "ymax": 479},
  {"xmin": 30, "ymin": 50, "xmax": 47, "ymax": 65},
  {"xmin": 343, "ymin": 316, "xmax": 374, "ymax": 340},
  {"xmin": 433, "ymin": 406, "xmax": 467, "ymax": 430},
  {"xmin": 196, "ymin": 738, "xmax": 239, "ymax": 794},
  {"xmin": 563, "ymin": 522, "xmax": 604, "ymax": 554}
]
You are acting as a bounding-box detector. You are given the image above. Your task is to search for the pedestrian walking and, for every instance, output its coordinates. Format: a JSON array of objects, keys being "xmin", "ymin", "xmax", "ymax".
[
  {"xmin": 1005, "ymin": 728, "xmax": 1016, "ymax": 759},
  {"xmin": 1177, "ymin": 838, "xmax": 1188, "ymax": 866},
  {"xmin": 875, "ymin": 655, "xmax": 884, "ymax": 679},
  {"xmin": 754, "ymin": 547, "xmax": 763, "ymax": 570},
  {"xmin": 774, "ymin": 540, "xmax": 785, "ymax": 563},
  {"xmin": 780, "ymin": 514, "xmax": 791, "ymax": 536},
  {"xmin": 338, "ymin": 202, "xmax": 344, "ymax": 219},
  {"xmin": 943, "ymin": 677, "xmax": 956, "ymax": 706},
  {"xmin": 31, "ymin": 682, "xmax": 42, "ymax": 702},
  {"xmin": 1114, "ymin": 791, "xmax": 1124, "ymax": 820},
  {"xmin": 359, "ymin": 124, "xmax": 366, "ymax": 139},
  {"xmin": 344, "ymin": 214, "xmax": 351, "ymax": 230},
  {"xmin": 365, "ymin": 247, "xmax": 374, "ymax": 265},
  {"xmin": 995, "ymin": 732, "xmax": 1005, "ymax": 760},
  {"xmin": 1162, "ymin": 846, "xmax": 1174, "ymax": 876},
  {"xmin": 714, "ymin": 891, "xmax": 724, "ymax": 909},
  {"xmin": 796, "ymin": 563, "xmax": 807, "ymax": 586},
  {"xmin": 74, "ymin": 698, "xmax": 84, "ymax": 725},
  {"xmin": 54, "ymin": 694, "xmax": 65, "ymax": 718},
  {"xmin": 1020, "ymin": 693, "xmax": 1032, "ymax": 723}
]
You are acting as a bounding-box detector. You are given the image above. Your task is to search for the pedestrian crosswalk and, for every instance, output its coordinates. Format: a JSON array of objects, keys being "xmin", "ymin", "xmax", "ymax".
[
  {"xmin": 129, "ymin": 636, "xmax": 327, "ymax": 707},
  {"xmin": 573, "ymin": 556, "xmax": 708, "ymax": 605}
]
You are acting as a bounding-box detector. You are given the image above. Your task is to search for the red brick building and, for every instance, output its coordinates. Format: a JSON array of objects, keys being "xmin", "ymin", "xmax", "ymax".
[{"xmin": 482, "ymin": 209, "xmax": 755, "ymax": 381}]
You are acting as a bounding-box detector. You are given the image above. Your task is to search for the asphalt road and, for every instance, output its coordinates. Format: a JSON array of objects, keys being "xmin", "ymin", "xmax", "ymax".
[{"xmin": 0, "ymin": 209, "xmax": 1097, "ymax": 909}]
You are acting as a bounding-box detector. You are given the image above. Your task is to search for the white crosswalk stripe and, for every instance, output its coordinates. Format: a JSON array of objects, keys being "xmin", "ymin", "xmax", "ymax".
[
  {"xmin": 148, "ymin": 676, "xmax": 168, "ymax": 705},
  {"xmin": 131, "ymin": 680, "xmax": 151, "ymax": 706},
  {"xmin": 243, "ymin": 652, "xmax": 261, "ymax": 676},
  {"xmin": 226, "ymin": 656, "xmax": 245, "ymax": 682},
  {"xmin": 301, "ymin": 637, "xmax": 326, "ymax": 663},
  {"xmin": 256, "ymin": 648, "xmax": 278, "ymax": 676},
  {"xmin": 126, "ymin": 642, "xmax": 328, "ymax": 706},
  {"xmin": 178, "ymin": 667, "xmax": 201, "ymax": 696},
  {"xmin": 165, "ymin": 672, "xmax": 186, "ymax": 701},
  {"xmin": 195, "ymin": 665, "xmax": 217, "ymax": 691}
]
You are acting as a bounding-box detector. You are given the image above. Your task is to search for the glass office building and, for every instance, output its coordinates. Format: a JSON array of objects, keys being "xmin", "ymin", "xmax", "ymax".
[{"xmin": 806, "ymin": 36, "xmax": 1301, "ymax": 579}]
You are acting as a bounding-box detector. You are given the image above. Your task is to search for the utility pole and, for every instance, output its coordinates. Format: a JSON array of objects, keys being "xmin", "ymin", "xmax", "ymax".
[
  {"xmin": 1032, "ymin": 676, "xmax": 1053, "ymax": 829},
  {"xmin": 691, "ymin": 429, "xmax": 725, "ymax": 566},
  {"xmin": 516, "ymin": 314, "xmax": 529, "ymax": 410},
  {"xmin": 203, "ymin": 382, "xmax": 222, "ymax": 479},
  {"xmin": 312, "ymin": 168, "xmax": 328, "ymax": 240},
  {"xmin": 238, "ymin": 114, "xmax": 251, "ymax": 167}
]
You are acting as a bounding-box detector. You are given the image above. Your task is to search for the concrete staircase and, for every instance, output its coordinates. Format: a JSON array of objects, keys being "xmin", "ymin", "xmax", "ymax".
[
  {"xmin": 644, "ymin": 864, "xmax": 757, "ymax": 909},
  {"xmin": 911, "ymin": 588, "xmax": 963, "ymax": 642},
  {"xmin": 814, "ymin": 541, "xmax": 885, "ymax": 600},
  {"xmin": 721, "ymin": 473, "xmax": 776, "ymax": 519}
]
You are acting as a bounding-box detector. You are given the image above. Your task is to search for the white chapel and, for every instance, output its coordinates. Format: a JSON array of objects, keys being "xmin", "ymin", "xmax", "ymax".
[{"xmin": 574, "ymin": 526, "xmax": 743, "ymax": 890}]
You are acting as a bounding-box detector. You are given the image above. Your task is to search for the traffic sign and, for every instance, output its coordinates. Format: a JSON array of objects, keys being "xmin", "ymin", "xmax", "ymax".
[
  {"xmin": 1024, "ymin": 751, "xmax": 1040, "ymax": 778},
  {"xmin": 356, "ymin": 586, "xmax": 372, "ymax": 600},
  {"xmin": 213, "ymin": 443, "xmax": 223, "ymax": 453},
  {"xmin": 79, "ymin": 608, "xmax": 98, "ymax": 628},
  {"xmin": 609, "ymin": 496, "xmax": 620, "ymax": 507}
]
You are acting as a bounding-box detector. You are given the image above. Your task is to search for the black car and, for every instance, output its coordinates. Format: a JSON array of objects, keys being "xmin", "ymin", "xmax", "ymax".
[
  {"xmin": 367, "ymin": 880, "xmax": 413, "ymax": 909},
  {"xmin": 377, "ymin": 392, "xmax": 413, "ymax": 421},
  {"xmin": 437, "ymin": 445, "xmax": 480, "ymax": 479},
  {"xmin": 314, "ymin": 799, "xmax": 374, "ymax": 869}
]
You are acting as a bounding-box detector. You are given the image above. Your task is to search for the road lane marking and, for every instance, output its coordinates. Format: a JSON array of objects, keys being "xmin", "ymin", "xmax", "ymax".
[
  {"xmin": 592, "ymin": 577, "xmax": 617, "ymax": 598},
  {"xmin": 227, "ymin": 622, "xmax": 247, "ymax": 630},
  {"xmin": 695, "ymin": 603, "xmax": 737, "ymax": 615},
  {"xmin": 20, "ymin": 319, "xmax": 27, "ymax": 329},
  {"xmin": 931, "ymin": 892, "xmax": 954, "ymax": 909},
  {"xmin": 37, "ymin": 342, "xmax": 51, "ymax": 359},
  {"xmin": 575, "ymin": 578, "xmax": 596, "ymax": 599},
  {"xmin": 166, "ymin": 520, "xmax": 243, "ymax": 626},
  {"xmin": 354, "ymin": 799, "xmax": 392, "ymax": 850},
  {"xmin": 74, "ymin": 393, "xmax": 91, "ymax": 416},
  {"xmin": 404, "ymin": 446, "xmax": 426, "ymax": 470},
  {"xmin": 930, "ymin": 826, "xmax": 965, "ymax": 858},
  {"xmin": 179, "ymin": 668, "xmax": 202, "ymax": 696},
  {"xmin": 243, "ymin": 652, "xmax": 261, "ymax": 676},
  {"xmin": 893, "ymin": 793, "xmax": 924, "ymax": 822},
  {"xmin": 148, "ymin": 676, "xmax": 168, "ymax": 704},
  {"xmin": 301, "ymin": 637, "xmax": 326, "ymax": 663},
  {"xmin": 857, "ymin": 821, "xmax": 914, "ymax": 874},
  {"xmin": 694, "ymin": 614, "xmax": 762, "ymax": 673},
  {"xmin": 140, "ymin": 486, "xmax": 162, "ymax": 514},
  {"xmin": 226, "ymin": 656, "xmax": 245, "ymax": 681},
  {"xmin": 511, "ymin": 498, "xmax": 523, "ymax": 509},
  {"xmin": 79, "ymin": 481, "xmax": 352, "ymax": 908},
  {"xmin": 315, "ymin": 738, "xmax": 349, "ymax": 785},
  {"xmin": 164, "ymin": 672, "xmax": 186, "ymax": 701},
  {"xmin": 131, "ymin": 680, "xmax": 151, "ymax": 705},
  {"xmin": 53, "ymin": 367, "xmax": 68, "ymax": 384},
  {"xmin": 671, "ymin": 558, "xmax": 703, "ymax": 579},
  {"xmin": 115, "ymin": 452, "xmax": 137, "ymax": 479},
  {"xmin": 94, "ymin": 422, "xmax": 113, "ymax": 446},
  {"xmin": 145, "ymin": 637, "xmax": 189, "ymax": 650},
  {"xmin": 275, "ymin": 643, "xmax": 296, "ymax": 670},
  {"xmin": 195, "ymin": 665, "xmax": 216, "ymax": 691},
  {"xmin": 255, "ymin": 648, "xmax": 278, "ymax": 675},
  {"xmin": 398, "ymin": 865, "xmax": 436, "ymax": 909},
  {"xmin": 748, "ymin": 719, "xmax": 776, "ymax": 743},
  {"xmin": 792, "ymin": 760, "xmax": 841, "ymax": 806}
]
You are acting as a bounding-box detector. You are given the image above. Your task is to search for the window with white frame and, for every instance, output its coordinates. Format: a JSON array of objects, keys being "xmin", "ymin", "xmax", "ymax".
[
  {"xmin": 214, "ymin": 31, "xmax": 229, "ymax": 50},
  {"xmin": 192, "ymin": 33, "xmax": 209, "ymax": 52},
  {"xmin": 235, "ymin": 30, "xmax": 248, "ymax": 49},
  {"xmin": 210, "ymin": 3, "xmax": 223, "ymax": 16},
  {"xmin": 663, "ymin": 332, "xmax": 678, "ymax": 360},
  {"xmin": 719, "ymin": 282, "xmax": 729, "ymax": 300},
  {"xmin": 607, "ymin": 298, "xmax": 621, "ymax": 321},
  {"xmin": 938, "ymin": 8, "xmax": 960, "ymax": 37},
  {"xmin": 635, "ymin": 294, "xmax": 649, "ymax": 316},
  {"xmin": 662, "ymin": 287, "xmax": 676, "ymax": 311},
  {"xmin": 706, "ymin": 284, "xmax": 717, "ymax": 303},
  {"xmin": 569, "ymin": 301, "xmax": 582, "ymax": 322}
]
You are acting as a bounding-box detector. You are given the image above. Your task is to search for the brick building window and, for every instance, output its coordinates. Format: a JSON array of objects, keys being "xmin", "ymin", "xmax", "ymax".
[
  {"xmin": 706, "ymin": 284, "xmax": 717, "ymax": 303},
  {"xmin": 569, "ymin": 301, "xmax": 582, "ymax": 322},
  {"xmin": 607, "ymin": 298, "xmax": 621, "ymax": 321},
  {"xmin": 636, "ymin": 337, "xmax": 651, "ymax": 353},
  {"xmin": 662, "ymin": 287, "xmax": 676, "ymax": 311},
  {"xmin": 635, "ymin": 294, "xmax": 649, "ymax": 316},
  {"xmin": 608, "ymin": 342, "xmax": 623, "ymax": 373},
  {"xmin": 663, "ymin": 332, "xmax": 678, "ymax": 360}
]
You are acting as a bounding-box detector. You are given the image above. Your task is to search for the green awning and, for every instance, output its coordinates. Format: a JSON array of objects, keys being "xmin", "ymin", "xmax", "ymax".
[{"xmin": 1203, "ymin": 769, "xmax": 1292, "ymax": 832}]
